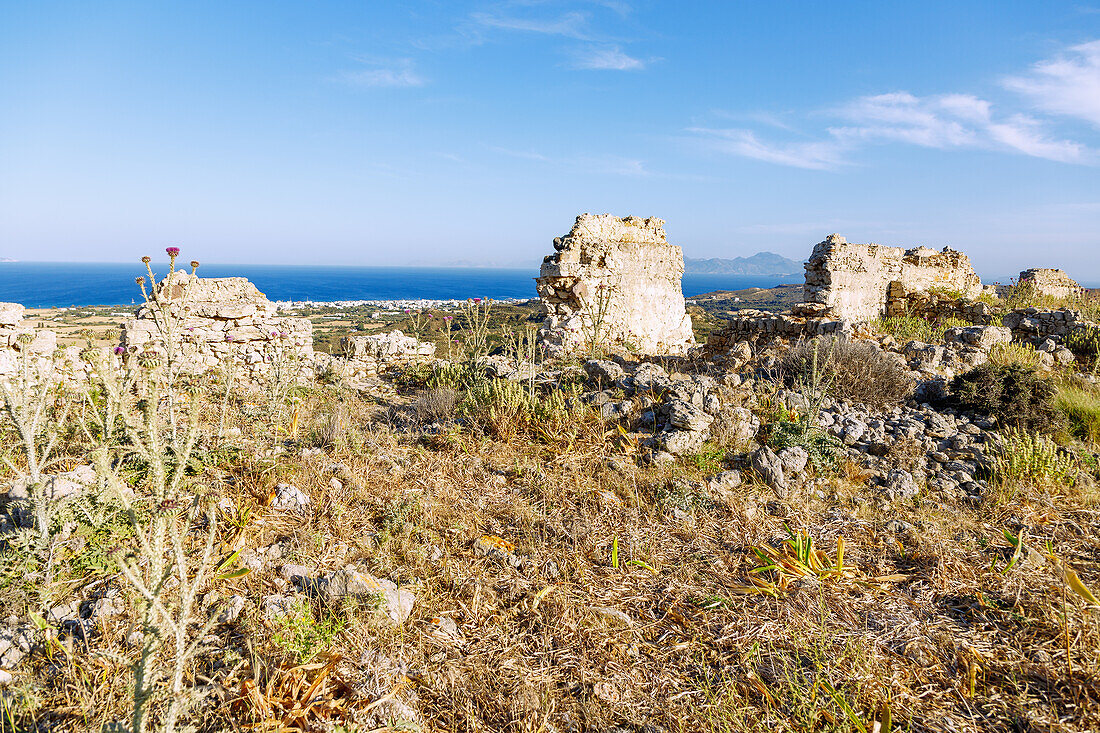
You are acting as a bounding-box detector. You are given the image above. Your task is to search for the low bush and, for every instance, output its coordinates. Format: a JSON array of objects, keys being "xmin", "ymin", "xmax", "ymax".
[
  {"xmin": 871, "ymin": 315, "xmax": 970, "ymax": 343},
  {"xmin": 1056, "ymin": 385, "xmax": 1100, "ymax": 444},
  {"xmin": 413, "ymin": 387, "xmax": 458, "ymax": 423},
  {"xmin": 1065, "ymin": 325, "xmax": 1100, "ymax": 367},
  {"xmin": 945, "ymin": 363, "xmax": 1060, "ymax": 432},
  {"xmin": 993, "ymin": 428, "xmax": 1077, "ymax": 487},
  {"xmin": 779, "ymin": 338, "xmax": 914, "ymax": 409},
  {"xmin": 987, "ymin": 341, "xmax": 1043, "ymax": 369},
  {"xmin": 760, "ymin": 409, "xmax": 843, "ymax": 472}
]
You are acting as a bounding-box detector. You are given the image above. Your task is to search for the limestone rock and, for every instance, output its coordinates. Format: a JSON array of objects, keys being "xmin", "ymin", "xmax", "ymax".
[
  {"xmin": 474, "ymin": 534, "xmax": 521, "ymax": 568},
  {"xmin": 322, "ymin": 567, "xmax": 416, "ymax": 625},
  {"xmin": 804, "ymin": 234, "xmax": 983, "ymax": 322},
  {"xmin": 119, "ymin": 272, "xmax": 313, "ymax": 382},
  {"xmin": 271, "ymin": 483, "xmax": 310, "ymax": 512},
  {"xmin": 536, "ymin": 214, "xmax": 694, "ymax": 356},
  {"xmin": 1018, "ymin": 268, "xmax": 1082, "ymax": 299}
]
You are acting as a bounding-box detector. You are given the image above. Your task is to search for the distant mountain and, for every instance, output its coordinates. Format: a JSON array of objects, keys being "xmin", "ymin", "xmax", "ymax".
[
  {"xmin": 0, "ymin": 257, "xmax": 16, "ymax": 263},
  {"xmin": 684, "ymin": 252, "xmax": 802, "ymax": 276}
]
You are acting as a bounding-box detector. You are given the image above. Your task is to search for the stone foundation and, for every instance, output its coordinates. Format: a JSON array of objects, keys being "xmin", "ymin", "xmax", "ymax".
[
  {"xmin": 805, "ymin": 234, "xmax": 983, "ymax": 322},
  {"xmin": 1002, "ymin": 307, "xmax": 1097, "ymax": 343},
  {"xmin": 1017, "ymin": 269, "xmax": 1082, "ymax": 299},
  {"xmin": 886, "ymin": 290, "xmax": 996, "ymax": 325},
  {"xmin": 536, "ymin": 214, "xmax": 694, "ymax": 356},
  {"xmin": 339, "ymin": 331, "xmax": 436, "ymax": 377},
  {"xmin": 705, "ymin": 303, "xmax": 855, "ymax": 356},
  {"xmin": 120, "ymin": 273, "xmax": 313, "ymax": 380}
]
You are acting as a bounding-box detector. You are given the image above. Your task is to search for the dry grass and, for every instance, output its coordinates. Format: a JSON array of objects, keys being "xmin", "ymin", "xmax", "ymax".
[{"xmin": 2, "ymin": 372, "xmax": 1100, "ymax": 732}]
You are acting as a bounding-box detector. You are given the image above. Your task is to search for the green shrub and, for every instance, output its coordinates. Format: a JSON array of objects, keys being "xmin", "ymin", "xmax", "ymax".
[
  {"xmin": 779, "ymin": 338, "xmax": 914, "ymax": 410},
  {"xmin": 871, "ymin": 315, "xmax": 970, "ymax": 343},
  {"xmin": 1065, "ymin": 325, "xmax": 1100, "ymax": 367},
  {"xmin": 946, "ymin": 363, "xmax": 1060, "ymax": 432},
  {"xmin": 759, "ymin": 405, "xmax": 843, "ymax": 472},
  {"xmin": 1056, "ymin": 385, "xmax": 1100, "ymax": 444},
  {"xmin": 993, "ymin": 428, "xmax": 1076, "ymax": 487},
  {"xmin": 987, "ymin": 341, "xmax": 1043, "ymax": 369}
]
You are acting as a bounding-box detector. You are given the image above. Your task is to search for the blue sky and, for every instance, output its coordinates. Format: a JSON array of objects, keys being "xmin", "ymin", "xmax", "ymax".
[{"xmin": 1, "ymin": 1, "xmax": 1099, "ymax": 280}]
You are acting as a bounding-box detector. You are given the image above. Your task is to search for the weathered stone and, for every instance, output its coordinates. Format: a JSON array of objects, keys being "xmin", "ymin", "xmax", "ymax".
[
  {"xmin": 0, "ymin": 303, "xmax": 24, "ymax": 327},
  {"xmin": 474, "ymin": 534, "xmax": 521, "ymax": 568},
  {"xmin": 322, "ymin": 567, "xmax": 416, "ymax": 624},
  {"xmin": 804, "ymin": 234, "xmax": 982, "ymax": 322},
  {"xmin": 271, "ymin": 483, "xmax": 310, "ymax": 512},
  {"xmin": 120, "ymin": 272, "xmax": 312, "ymax": 382},
  {"xmin": 943, "ymin": 325, "xmax": 1011, "ymax": 350},
  {"xmin": 660, "ymin": 429, "xmax": 708, "ymax": 455},
  {"xmin": 536, "ymin": 214, "xmax": 694, "ymax": 356},
  {"xmin": 1018, "ymin": 268, "xmax": 1082, "ymax": 299},
  {"xmin": 584, "ymin": 359, "xmax": 626, "ymax": 386},
  {"xmin": 666, "ymin": 400, "xmax": 714, "ymax": 432},
  {"xmin": 749, "ymin": 446, "xmax": 787, "ymax": 495}
]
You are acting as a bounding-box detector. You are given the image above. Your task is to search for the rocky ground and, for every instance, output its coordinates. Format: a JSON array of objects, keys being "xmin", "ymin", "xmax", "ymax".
[{"xmin": 1, "ymin": 305, "xmax": 1099, "ymax": 732}]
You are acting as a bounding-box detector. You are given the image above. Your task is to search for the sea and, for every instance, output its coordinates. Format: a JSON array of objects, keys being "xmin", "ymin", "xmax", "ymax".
[{"xmin": 0, "ymin": 262, "xmax": 794, "ymax": 309}]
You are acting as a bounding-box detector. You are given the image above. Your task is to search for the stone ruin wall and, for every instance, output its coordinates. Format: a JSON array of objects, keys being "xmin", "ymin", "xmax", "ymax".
[
  {"xmin": 536, "ymin": 214, "xmax": 695, "ymax": 356},
  {"xmin": 120, "ymin": 272, "xmax": 313, "ymax": 381},
  {"xmin": 0, "ymin": 303, "xmax": 57, "ymax": 377},
  {"xmin": 805, "ymin": 234, "xmax": 983, "ymax": 323},
  {"xmin": 1018, "ymin": 268, "xmax": 1082, "ymax": 299}
]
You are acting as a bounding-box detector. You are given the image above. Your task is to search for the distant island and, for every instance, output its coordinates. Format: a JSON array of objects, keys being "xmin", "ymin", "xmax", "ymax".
[
  {"xmin": 684, "ymin": 252, "xmax": 802, "ymax": 275},
  {"xmin": 0, "ymin": 258, "xmax": 16, "ymax": 263}
]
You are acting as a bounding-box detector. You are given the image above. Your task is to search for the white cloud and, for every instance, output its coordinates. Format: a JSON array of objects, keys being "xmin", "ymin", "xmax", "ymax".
[
  {"xmin": 1003, "ymin": 40, "xmax": 1100, "ymax": 127},
  {"xmin": 471, "ymin": 11, "xmax": 589, "ymax": 39},
  {"xmin": 338, "ymin": 58, "xmax": 425, "ymax": 88},
  {"xmin": 687, "ymin": 127, "xmax": 847, "ymax": 170},
  {"xmin": 571, "ymin": 46, "xmax": 644, "ymax": 70},
  {"xmin": 689, "ymin": 41, "xmax": 1100, "ymax": 169}
]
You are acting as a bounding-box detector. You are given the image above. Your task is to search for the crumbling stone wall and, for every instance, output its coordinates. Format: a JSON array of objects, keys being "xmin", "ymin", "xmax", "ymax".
[
  {"xmin": 121, "ymin": 272, "xmax": 312, "ymax": 380},
  {"xmin": 1002, "ymin": 307, "xmax": 1096, "ymax": 343},
  {"xmin": 536, "ymin": 214, "xmax": 694, "ymax": 356},
  {"xmin": 339, "ymin": 331, "xmax": 436, "ymax": 377},
  {"xmin": 805, "ymin": 234, "xmax": 983, "ymax": 322},
  {"xmin": 1018, "ymin": 269, "xmax": 1082, "ymax": 299},
  {"xmin": 888, "ymin": 291, "xmax": 996, "ymax": 325},
  {"xmin": 0, "ymin": 303, "xmax": 57, "ymax": 377},
  {"xmin": 706, "ymin": 303, "xmax": 855, "ymax": 352}
]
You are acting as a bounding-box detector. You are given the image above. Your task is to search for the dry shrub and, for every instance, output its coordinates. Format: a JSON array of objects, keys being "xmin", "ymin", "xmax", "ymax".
[
  {"xmin": 413, "ymin": 387, "xmax": 458, "ymax": 424},
  {"xmin": 316, "ymin": 400, "xmax": 348, "ymax": 448},
  {"xmin": 780, "ymin": 337, "xmax": 914, "ymax": 409}
]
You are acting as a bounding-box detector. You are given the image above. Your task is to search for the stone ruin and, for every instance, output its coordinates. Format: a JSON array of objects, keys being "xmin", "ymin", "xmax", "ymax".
[
  {"xmin": 1018, "ymin": 268, "xmax": 1082, "ymax": 299},
  {"xmin": 0, "ymin": 303, "xmax": 57, "ymax": 377},
  {"xmin": 536, "ymin": 214, "xmax": 695, "ymax": 356},
  {"xmin": 805, "ymin": 234, "xmax": 983, "ymax": 322},
  {"xmin": 120, "ymin": 272, "xmax": 313, "ymax": 380},
  {"xmin": 338, "ymin": 331, "xmax": 436, "ymax": 378}
]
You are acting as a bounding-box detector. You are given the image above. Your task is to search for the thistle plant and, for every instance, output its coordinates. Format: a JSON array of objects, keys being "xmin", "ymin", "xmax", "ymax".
[
  {"xmin": 134, "ymin": 248, "xmax": 199, "ymax": 438},
  {"xmin": 458, "ymin": 297, "xmax": 493, "ymax": 362},
  {"xmin": 260, "ymin": 329, "xmax": 306, "ymax": 449},
  {"xmin": 90, "ymin": 252, "xmax": 227, "ymax": 732},
  {"xmin": 577, "ymin": 279, "xmax": 617, "ymax": 358},
  {"xmin": 0, "ymin": 344, "xmax": 72, "ymax": 595}
]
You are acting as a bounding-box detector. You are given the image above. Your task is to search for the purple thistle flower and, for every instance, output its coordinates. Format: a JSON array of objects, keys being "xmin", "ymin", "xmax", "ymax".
[
  {"xmin": 473, "ymin": 297, "xmax": 482, "ymax": 304},
  {"xmin": 166, "ymin": 246, "xmax": 180, "ymax": 257},
  {"xmin": 404, "ymin": 309, "xmax": 411, "ymax": 314},
  {"xmin": 224, "ymin": 334, "xmax": 233, "ymax": 342},
  {"xmin": 114, "ymin": 345, "xmax": 125, "ymax": 355},
  {"xmin": 279, "ymin": 331, "xmax": 288, "ymax": 337}
]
